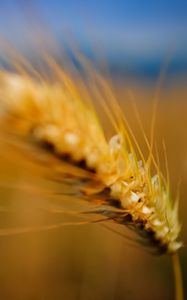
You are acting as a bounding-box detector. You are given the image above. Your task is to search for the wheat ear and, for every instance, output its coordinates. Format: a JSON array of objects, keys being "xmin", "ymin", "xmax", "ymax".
[{"xmin": 0, "ymin": 57, "xmax": 183, "ymax": 298}]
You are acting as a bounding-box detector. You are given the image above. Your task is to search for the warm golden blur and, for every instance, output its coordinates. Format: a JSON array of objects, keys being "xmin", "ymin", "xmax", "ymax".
[{"xmin": 0, "ymin": 80, "xmax": 186, "ymax": 300}]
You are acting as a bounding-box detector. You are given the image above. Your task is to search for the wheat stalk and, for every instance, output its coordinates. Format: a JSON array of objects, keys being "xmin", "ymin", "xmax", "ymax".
[{"xmin": 0, "ymin": 55, "xmax": 183, "ymax": 299}]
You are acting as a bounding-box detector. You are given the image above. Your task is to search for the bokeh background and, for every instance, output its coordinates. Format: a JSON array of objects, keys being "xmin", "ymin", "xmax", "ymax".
[{"xmin": 0, "ymin": 1, "xmax": 187, "ymax": 300}]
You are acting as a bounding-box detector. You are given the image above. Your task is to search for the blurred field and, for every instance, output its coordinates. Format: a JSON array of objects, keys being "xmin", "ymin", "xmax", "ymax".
[{"xmin": 0, "ymin": 80, "xmax": 187, "ymax": 300}]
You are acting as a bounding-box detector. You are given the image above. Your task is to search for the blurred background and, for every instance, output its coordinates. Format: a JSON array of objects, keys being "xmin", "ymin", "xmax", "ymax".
[{"xmin": 0, "ymin": 1, "xmax": 187, "ymax": 299}]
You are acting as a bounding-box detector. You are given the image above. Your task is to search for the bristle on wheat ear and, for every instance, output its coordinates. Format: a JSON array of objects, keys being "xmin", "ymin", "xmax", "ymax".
[{"xmin": 0, "ymin": 69, "xmax": 182, "ymax": 255}]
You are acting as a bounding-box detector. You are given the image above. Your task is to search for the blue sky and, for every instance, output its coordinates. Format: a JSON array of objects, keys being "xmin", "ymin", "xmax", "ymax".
[{"xmin": 0, "ymin": 0, "xmax": 187, "ymax": 77}]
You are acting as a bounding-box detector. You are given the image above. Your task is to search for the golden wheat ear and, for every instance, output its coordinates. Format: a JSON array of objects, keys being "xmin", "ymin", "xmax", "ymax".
[
  {"xmin": 0, "ymin": 51, "xmax": 184, "ymax": 299},
  {"xmin": 0, "ymin": 62, "xmax": 182, "ymax": 254}
]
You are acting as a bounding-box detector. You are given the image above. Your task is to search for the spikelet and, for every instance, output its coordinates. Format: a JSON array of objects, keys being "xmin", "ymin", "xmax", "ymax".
[{"xmin": 0, "ymin": 59, "xmax": 182, "ymax": 255}]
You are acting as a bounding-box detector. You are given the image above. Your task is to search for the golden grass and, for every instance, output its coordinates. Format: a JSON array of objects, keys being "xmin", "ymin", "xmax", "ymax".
[
  {"xmin": 0, "ymin": 53, "xmax": 186, "ymax": 299},
  {"xmin": 0, "ymin": 60, "xmax": 182, "ymax": 255}
]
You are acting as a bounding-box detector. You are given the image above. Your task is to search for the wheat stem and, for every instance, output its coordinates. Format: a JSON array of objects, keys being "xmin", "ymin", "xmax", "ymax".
[{"xmin": 172, "ymin": 253, "xmax": 184, "ymax": 300}]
